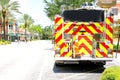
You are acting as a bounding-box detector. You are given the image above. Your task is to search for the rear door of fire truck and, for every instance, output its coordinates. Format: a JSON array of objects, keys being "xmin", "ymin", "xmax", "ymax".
[{"xmin": 72, "ymin": 24, "xmax": 93, "ymax": 58}]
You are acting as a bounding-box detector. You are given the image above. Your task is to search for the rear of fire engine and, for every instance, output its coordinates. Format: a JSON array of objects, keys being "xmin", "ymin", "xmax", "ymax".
[{"xmin": 54, "ymin": 7, "xmax": 114, "ymax": 66}]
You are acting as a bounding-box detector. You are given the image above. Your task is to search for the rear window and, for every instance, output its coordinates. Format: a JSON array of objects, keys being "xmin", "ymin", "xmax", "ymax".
[{"xmin": 63, "ymin": 9, "xmax": 104, "ymax": 22}]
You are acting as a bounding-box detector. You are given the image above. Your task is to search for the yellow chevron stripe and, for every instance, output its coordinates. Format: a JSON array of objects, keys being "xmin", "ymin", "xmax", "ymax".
[
  {"xmin": 106, "ymin": 29, "xmax": 112, "ymax": 39},
  {"xmin": 66, "ymin": 43, "xmax": 69, "ymax": 48},
  {"xmin": 64, "ymin": 22, "xmax": 72, "ymax": 30},
  {"xmin": 94, "ymin": 23, "xmax": 103, "ymax": 32},
  {"xmin": 96, "ymin": 50, "xmax": 103, "ymax": 57},
  {"xmin": 83, "ymin": 22, "xmax": 89, "ymax": 25},
  {"xmin": 60, "ymin": 47, "xmax": 65, "ymax": 55},
  {"xmin": 55, "ymin": 24, "xmax": 63, "ymax": 44},
  {"xmin": 65, "ymin": 50, "xmax": 72, "ymax": 57},
  {"xmin": 76, "ymin": 22, "xmax": 82, "ymax": 26},
  {"xmin": 108, "ymin": 43, "xmax": 113, "ymax": 49},
  {"xmin": 78, "ymin": 38, "xmax": 92, "ymax": 50},
  {"xmin": 79, "ymin": 48, "xmax": 89, "ymax": 55},
  {"xmin": 87, "ymin": 36, "xmax": 92, "ymax": 41},
  {"xmin": 57, "ymin": 39, "xmax": 64, "ymax": 45},
  {"xmin": 100, "ymin": 43, "xmax": 107, "ymax": 55},
  {"xmin": 60, "ymin": 43, "xmax": 69, "ymax": 55},
  {"xmin": 106, "ymin": 18, "xmax": 111, "ymax": 24},
  {"xmin": 87, "ymin": 26, "xmax": 97, "ymax": 34},
  {"xmin": 84, "ymin": 32, "xmax": 89, "ymax": 35},
  {"xmin": 55, "ymin": 32, "xmax": 61, "ymax": 39},
  {"xmin": 64, "ymin": 22, "xmax": 74, "ymax": 34},
  {"xmin": 56, "ymin": 18, "xmax": 63, "ymax": 25},
  {"xmin": 68, "ymin": 29, "xmax": 73, "ymax": 34}
]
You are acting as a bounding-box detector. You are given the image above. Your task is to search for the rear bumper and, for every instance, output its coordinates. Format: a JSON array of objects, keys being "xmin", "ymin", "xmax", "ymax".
[{"xmin": 55, "ymin": 57, "xmax": 114, "ymax": 62}]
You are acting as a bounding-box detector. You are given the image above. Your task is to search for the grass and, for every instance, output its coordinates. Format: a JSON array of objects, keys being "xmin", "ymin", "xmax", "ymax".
[
  {"xmin": 100, "ymin": 66, "xmax": 120, "ymax": 80},
  {"xmin": 0, "ymin": 39, "xmax": 11, "ymax": 45}
]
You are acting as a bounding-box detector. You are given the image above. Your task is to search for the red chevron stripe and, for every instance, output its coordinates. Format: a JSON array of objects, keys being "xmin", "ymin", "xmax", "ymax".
[
  {"xmin": 97, "ymin": 49, "xmax": 108, "ymax": 57},
  {"xmin": 55, "ymin": 24, "xmax": 62, "ymax": 32},
  {"xmin": 60, "ymin": 43, "xmax": 66, "ymax": 49},
  {"xmin": 100, "ymin": 22, "xmax": 104, "ymax": 27},
  {"xmin": 106, "ymin": 24, "xmax": 113, "ymax": 33},
  {"xmin": 55, "ymin": 34, "xmax": 62, "ymax": 44},
  {"xmin": 101, "ymin": 42, "xmax": 109, "ymax": 49},
  {"xmin": 91, "ymin": 24, "xmax": 102, "ymax": 33},
  {"xmin": 107, "ymin": 17, "xmax": 113, "ymax": 23},
  {"xmin": 55, "ymin": 17, "xmax": 61, "ymax": 24},
  {"xmin": 79, "ymin": 43, "xmax": 92, "ymax": 54},
  {"xmin": 106, "ymin": 34, "xmax": 113, "ymax": 44},
  {"xmin": 64, "ymin": 24, "xmax": 74, "ymax": 33},
  {"xmin": 80, "ymin": 36, "xmax": 92, "ymax": 45},
  {"xmin": 78, "ymin": 36, "xmax": 83, "ymax": 40},
  {"xmin": 84, "ymin": 25, "xmax": 94, "ymax": 35},
  {"xmin": 78, "ymin": 36, "xmax": 92, "ymax": 45},
  {"xmin": 60, "ymin": 52, "xmax": 68, "ymax": 57},
  {"xmin": 72, "ymin": 25, "xmax": 82, "ymax": 35}
]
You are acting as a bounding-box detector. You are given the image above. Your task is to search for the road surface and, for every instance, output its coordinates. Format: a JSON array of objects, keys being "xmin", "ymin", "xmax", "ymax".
[{"xmin": 0, "ymin": 40, "xmax": 120, "ymax": 80}]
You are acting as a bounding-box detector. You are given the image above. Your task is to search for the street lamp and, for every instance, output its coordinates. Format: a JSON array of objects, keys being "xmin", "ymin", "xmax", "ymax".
[{"xmin": 2, "ymin": 8, "xmax": 6, "ymax": 40}]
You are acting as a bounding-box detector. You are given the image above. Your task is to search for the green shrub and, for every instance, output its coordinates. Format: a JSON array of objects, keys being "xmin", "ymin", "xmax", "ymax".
[
  {"xmin": 100, "ymin": 66, "xmax": 120, "ymax": 80},
  {"xmin": 113, "ymin": 44, "xmax": 120, "ymax": 50},
  {"xmin": 0, "ymin": 39, "xmax": 11, "ymax": 45},
  {"xmin": 0, "ymin": 41, "xmax": 4, "ymax": 45}
]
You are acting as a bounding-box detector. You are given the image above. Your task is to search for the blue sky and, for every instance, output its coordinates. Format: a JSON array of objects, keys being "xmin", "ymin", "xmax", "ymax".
[{"xmin": 15, "ymin": 0, "xmax": 52, "ymax": 27}]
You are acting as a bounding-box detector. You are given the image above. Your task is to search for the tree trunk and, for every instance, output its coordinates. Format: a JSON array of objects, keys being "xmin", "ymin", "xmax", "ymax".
[
  {"xmin": 25, "ymin": 28, "xmax": 27, "ymax": 42},
  {"xmin": 5, "ymin": 21, "xmax": 8, "ymax": 40},
  {"xmin": 3, "ymin": 15, "xmax": 6, "ymax": 40},
  {"xmin": 0, "ymin": 22, "xmax": 2, "ymax": 40}
]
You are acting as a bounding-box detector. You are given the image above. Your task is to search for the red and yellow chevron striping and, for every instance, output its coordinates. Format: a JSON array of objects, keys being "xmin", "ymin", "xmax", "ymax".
[
  {"xmin": 96, "ymin": 42, "xmax": 109, "ymax": 57},
  {"xmin": 105, "ymin": 17, "xmax": 113, "ymax": 50},
  {"xmin": 54, "ymin": 16, "xmax": 113, "ymax": 58},
  {"xmin": 75, "ymin": 36, "xmax": 92, "ymax": 56},
  {"xmin": 63, "ymin": 23, "xmax": 104, "ymax": 35}
]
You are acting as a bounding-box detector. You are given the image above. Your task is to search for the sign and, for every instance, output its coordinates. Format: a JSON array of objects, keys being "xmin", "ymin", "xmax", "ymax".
[{"xmin": 97, "ymin": 0, "xmax": 116, "ymax": 8}]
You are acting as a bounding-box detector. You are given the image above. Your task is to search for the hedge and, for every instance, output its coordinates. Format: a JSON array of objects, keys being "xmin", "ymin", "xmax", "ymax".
[
  {"xmin": 100, "ymin": 66, "xmax": 120, "ymax": 80},
  {"xmin": 0, "ymin": 39, "xmax": 11, "ymax": 45}
]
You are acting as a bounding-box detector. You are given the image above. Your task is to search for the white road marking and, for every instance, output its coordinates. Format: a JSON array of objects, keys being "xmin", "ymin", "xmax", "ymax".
[{"xmin": 37, "ymin": 59, "xmax": 46, "ymax": 80}]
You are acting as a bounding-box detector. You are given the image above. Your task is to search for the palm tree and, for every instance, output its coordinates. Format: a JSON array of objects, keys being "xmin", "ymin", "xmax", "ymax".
[
  {"xmin": 21, "ymin": 14, "xmax": 34, "ymax": 41},
  {"xmin": 0, "ymin": 0, "xmax": 20, "ymax": 40},
  {"xmin": 29, "ymin": 25, "xmax": 42, "ymax": 40}
]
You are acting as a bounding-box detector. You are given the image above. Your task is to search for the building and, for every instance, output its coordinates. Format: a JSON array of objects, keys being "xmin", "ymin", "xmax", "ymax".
[
  {"xmin": 0, "ymin": 19, "xmax": 19, "ymax": 41},
  {"xmin": 8, "ymin": 19, "xmax": 19, "ymax": 41}
]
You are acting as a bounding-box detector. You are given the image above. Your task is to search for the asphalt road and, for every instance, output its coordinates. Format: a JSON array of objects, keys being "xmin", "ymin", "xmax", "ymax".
[{"xmin": 0, "ymin": 40, "xmax": 120, "ymax": 80}]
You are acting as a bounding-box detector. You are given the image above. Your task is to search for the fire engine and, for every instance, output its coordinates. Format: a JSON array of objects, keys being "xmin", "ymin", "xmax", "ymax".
[{"xmin": 54, "ymin": 2, "xmax": 115, "ymax": 66}]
